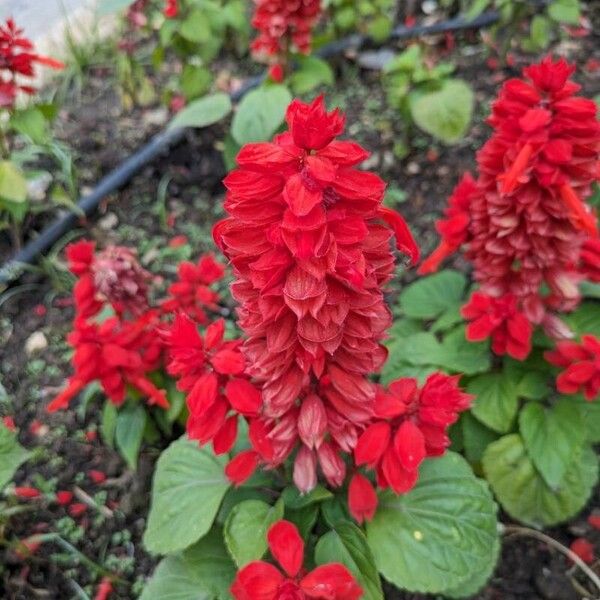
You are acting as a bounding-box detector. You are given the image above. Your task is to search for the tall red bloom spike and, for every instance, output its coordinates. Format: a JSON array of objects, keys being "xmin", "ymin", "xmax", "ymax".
[
  {"xmin": 214, "ymin": 96, "xmax": 418, "ymax": 491},
  {"xmin": 420, "ymin": 56, "xmax": 600, "ymax": 359},
  {"xmin": 231, "ymin": 520, "xmax": 362, "ymax": 600}
]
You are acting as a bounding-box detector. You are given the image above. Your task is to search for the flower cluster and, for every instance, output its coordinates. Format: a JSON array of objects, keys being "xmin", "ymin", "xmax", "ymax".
[
  {"xmin": 419, "ymin": 57, "xmax": 600, "ymax": 360},
  {"xmin": 231, "ymin": 520, "xmax": 362, "ymax": 600},
  {"xmin": 349, "ymin": 374, "xmax": 472, "ymax": 521},
  {"xmin": 49, "ymin": 241, "xmax": 226, "ymax": 414},
  {"xmin": 545, "ymin": 334, "xmax": 600, "ymax": 401},
  {"xmin": 251, "ymin": 0, "xmax": 322, "ymax": 68},
  {"xmin": 213, "ymin": 96, "xmax": 420, "ymax": 493},
  {"xmin": 0, "ymin": 18, "xmax": 64, "ymax": 108},
  {"xmin": 125, "ymin": 0, "xmax": 178, "ymax": 29}
]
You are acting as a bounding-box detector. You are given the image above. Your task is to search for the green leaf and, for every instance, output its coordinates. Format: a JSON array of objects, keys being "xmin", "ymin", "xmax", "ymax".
[
  {"xmin": 285, "ymin": 504, "xmax": 320, "ymax": 539},
  {"xmin": 366, "ymin": 15, "xmax": 393, "ymax": 42},
  {"xmin": 438, "ymin": 326, "xmax": 491, "ymax": 375},
  {"xmin": 0, "ymin": 161, "xmax": 27, "ymax": 203},
  {"xmin": 282, "ymin": 484, "xmax": 332, "ymax": 509},
  {"xmin": 565, "ymin": 302, "xmax": 600, "ymax": 337},
  {"xmin": 180, "ymin": 65, "xmax": 212, "ymax": 101},
  {"xmin": 461, "ymin": 412, "xmax": 499, "ymax": 464},
  {"xmin": 316, "ymin": 522, "xmax": 383, "ymax": 600},
  {"xmin": 548, "ymin": 0, "xmax": 581, "ymax": 24},
  {"xmin": 115, "ymin": 403, "xmax": 147, "ymax": 470},
  {"xmin": 409, "ymin": 79, "xmax": 474, "ymax": 144},
  {"xmin": 101, "ymin": 401, "xmax": 118, "ymax": 448},
  {"xmin": 530, "ymin": 15, "xmax": 552, "ymax": 49},
  {"xmin": 144, "ymin": 438, "xmax": 230, "ymax": 554},
  {"xmin": 10, "ymin": 107, "xmax": 48, "ymax": 144},
  {"xmin": 576, "ymin": 397, "xmax": 600, "ymax": 443},
  {"xmin": 96, "ymin": 0, "xmax": 135, "ymax": 15},
  {"xmin": 140, "ymin": 527, "xmax": 236, "ymax": 600},
  {"xmin": 180, "ymin": 9, "xmax": 211, "ymax": 43},
  {"xmin": 519, "ymin": 399, "xmax": 584, "ymax": 489},
  {"xmin": 231, "ymin": 85, "xmax": 292, "ymax": 146},
  {"xmin": 399, "ymin": 270, "xmax": 466, "ymax": 319},
  {"xmin": 0, "ymin": 423, "xmax": 30, "ymax": 490},
  {"xmin": 366, "ymin": 453, "xmax": 498, "ymax": 594},
  {"xmin": 482, "ymin": 434, "xmax": 598, "ymax": 527},
  {"xmin": 580, "ymin": 281, "xmax": 600, "ymax": 300},
  {"xmin": 290, "ymin": 56, "xmax": 334, "ymax": 95},
  {"xmin": 430, "ymin": 305, "xmax": 463, "ymax": 333},
  {"xmin": 224, "ymin": 500, "xmax": 284, "ymax": 567},
  {"xmin": 168, "ymin": 93, "xmax": 232, "ymax": 130},
  {"xmin": 468, "ymin": 372, "xmax": 519, "ymax": 433},
  {"xmin": 385, "ymin": 333, "xmax": 444, "ymax": 367}
]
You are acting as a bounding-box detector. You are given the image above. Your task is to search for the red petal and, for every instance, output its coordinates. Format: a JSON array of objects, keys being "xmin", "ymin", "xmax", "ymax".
[
  {"xmin": 267, "ymin": 520, "xmax": 304, "ymax": 578},
  {"xmin": 393, "ymin": 420, "xmax": 426, "ymax": 472},
  {"xmin": 378, "ymin": 207, "xmax": 420, "ymax": 264},
  {"xmin": 230, "ymin": 561, "xmax": 284, "ymax": 600},
  {"xmin": 300, "ymin": 564, "xmax": 362, "ymax": 600},
  {"xmin": 225, "ymin": 450, "xmax": 259, "ymax": 486},
  {"xmin": 225, "ymin": 378, "xmax": 262, "ymax": 417},
  {"xmin": 348, "ymin": 473, "xmax": 378, "ymax": 524},
  {"xmin": 354, "ymin": 422, "xmax": 390, "ymax": 468}
]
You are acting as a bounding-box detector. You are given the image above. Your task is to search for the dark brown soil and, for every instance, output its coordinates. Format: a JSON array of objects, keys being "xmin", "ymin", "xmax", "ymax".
[{"xmin": 1, "ymin": 20, "xmax": 600, "ymax": 600}]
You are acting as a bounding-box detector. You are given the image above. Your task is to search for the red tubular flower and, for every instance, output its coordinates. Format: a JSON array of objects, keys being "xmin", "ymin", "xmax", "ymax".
[
  {"xmin": 461, "ymin": 292, "xmax": 532, "ymax": 360},
  {"xmin": 420, "ymin": 57, "xmax": 600, "ymax": 359},
  {"xmin": 0, "ymin": 18, "xmax": 64, "ymax": 108},
  {"xmin": 251, "ymin": 0, "xmax": 322, "ymax": 64},
  {"xmin": 545, "ymin": 334, "xmax": 600, "ymax": 400},
  {"xmin": 48, "ymin": 312, "xmax": 167, "ymax": 412},
  {"xmin": 214, "ymin": 96, "xmax": 418, "ymax": 491},
  {"xmin": 351, "ymin": 374, "xmax": 471, "ymax": 509},
  {"xmin": 231, "ymin": 520, "xmax": 362, "ymax": 600},
  {"xmin": 161, "ymin": 254, "xmax": 225, "ymax": 324}
]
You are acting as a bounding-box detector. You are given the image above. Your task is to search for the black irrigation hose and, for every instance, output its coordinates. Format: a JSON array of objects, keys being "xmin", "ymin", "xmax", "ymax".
[{"xmin": 0, "ymin": 10, "xmax": 499, "ymax": 289}]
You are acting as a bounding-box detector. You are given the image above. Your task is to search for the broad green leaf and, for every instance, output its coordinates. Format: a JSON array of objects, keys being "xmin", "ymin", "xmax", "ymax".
[
  {"xmin": 383, "ymin": 45, "xmax": 422, "ymax": 74},
  {"xmin": 385, "ymin": 333, "xmax": 444, "ymax": 367},
  {"xmin": 409, "ymin": 79, "xmax": 474, "ymax": 144},
  {"xmin": 144, "ymin": 438, "xmax": 230, "ymax": 554},
  {"xmin": 316, "ymin": 522, "xmax": 383, "ymax": 600},
  {"xmin": 0, "ymin": 423, "xmax": 30, "ymax": 490},
  {"xmin": 576, "ymin": 396, "xmax": 600, "ymax": 443},
  {"xmin": 168, "ymin": 94, "xmax": 232, "ymax": 130},
  {"xmin": 285, "ymin": 504, "xmax": 319, "ymax": 539},
  {"xmin": 231, "ymin": 85, "xmax": 292, "ymax": 145},
  {"xmin": 438, "ymin": 326, "xmax": 491, "ymax": 375},
  {"xmin": 399, "ymin": 270, "xmax": 466, "ymax": 319},
  {"xmin": 565, "ymin": 302, "xmax": 600, "ymax": 337},
  {"xmin": 366, "ymin": 15, "xmax": 393, "ymax": 42},
  {"xmin": 519, "ymin": 400, "xmax": 584, "ymax": 489},
  {"xmin": 282, "ymin": 484, "xmax": 332, "ymax": 509},
  {"xmin": 115, "ymin": 403, "xmax": 147, "ymax": 470},
  {"xmin": 140, "ymin": 528, "xmax": 236, "ymax": 600},
  {"xmin": 0, "ymin": 161, "xmax": 27, "ymax": 203},
  {"xmin": 530, "ymin": 15, "xmax": 552, "ymax": 49},
  {"xmin": 468, "ymin": 372, "xmax": 519, "ymax": 433},
  {"xmin": 366, "ymin": 453, "xmax": 498, "ymax": 594},
  {"xmin": 101, "ymin": 401, "xmax": 118, "ymax": 448},
  {"xmin": 431, "ymin": 305, "xmax": 463, "ymax": 333},
  {"xmin": 465, "ymin": 0, "xmax": 491, "ymax": 20},
  {"xmin": 482, "ymin": 434, "xmax": 597, "ymax": 527},
  {"xmin": 290, "ymin": 56, "xmax": 334, "ymax": 95},
  {"xmin": 380, "ymin": 360, "xmax": 437, "ymax": 386},
  {"xmin": 180, "ymin": 65, "xmax": 212, "ymax": 101},
  {"xmin": 97, "ymin": 0, "xmax": 135, "ymax": 15},
  {"xmin": 180, "ymin": 9, "xmax": 211, "ymax": 43},
  {"xmin": 548, "ymin": 0, "xmax": 581, "ymax": 24},
  {"xmin": 224, "ymin": 500, "xmax": 283, "ymax": 567},
  {"xmin": 580, "ymin": 281, "xmax": 600, "ymax": 300},
  {"xmin": 10, "ymin": 107, "xmax": 48, "ymax": 144},
  {"xmin": 217, "ymin": 487, "xmax": 273, "ymax": 525},
  {"xmin": 461, "ymin": 412, "xmax": 498, "ymax": 465}
]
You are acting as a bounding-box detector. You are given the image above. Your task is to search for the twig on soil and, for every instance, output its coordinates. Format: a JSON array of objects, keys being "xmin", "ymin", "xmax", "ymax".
[
  {"xmin": 73, "ymin": 486, "xmax": 113, "ymax": 518},
  {"xmin": 503, "ymin": 525, "xmax": 600, "ymax": 597}
]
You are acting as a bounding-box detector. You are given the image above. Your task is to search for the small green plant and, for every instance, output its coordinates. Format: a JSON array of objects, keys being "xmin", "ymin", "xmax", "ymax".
[
  {"xmin": 320, "ymin": 0, "xmax": 396, "ymax": 43},
  {"xmin": 383, "ymin": 44, "xmax": 474, "ymax": 155}
]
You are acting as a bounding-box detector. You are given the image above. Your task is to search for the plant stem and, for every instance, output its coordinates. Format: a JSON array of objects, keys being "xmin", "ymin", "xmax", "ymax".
[{"xmin": 503, "ymin": 525, "xmax": 600, "ymax": 594}]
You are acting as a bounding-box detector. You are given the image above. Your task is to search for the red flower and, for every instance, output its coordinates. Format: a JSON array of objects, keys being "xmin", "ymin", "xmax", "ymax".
[
  {"xmin": 161, "ymin": 254, "xmax": 224, "ymax": 324},
  {"xmin": 420, "ymin": 57, "xmax": 600, "ymax": 359},
  {"xmin": 163, "ymin": 0, "xmax": 178, "ymax": 18},
  {"xmin": 461, "ymin": 292, "xmax": 532, "ymax": 360},
  {"xmin": 231, "ymin": 520, "xmax": 362, "ymax": 600},
  {"xmin": 580, "ymin": 238, "xmax": 600, "ymax": 283},
  {"xmin": 0, "ymin": 18, "xmax": 64, "ymax": 108},
  {"xmin": 69, "ymin": 502, "xmax": 88, "ymax": 518},
  {"xmin": 268, "ymin": 63, "xmax": 284, "ymax": 83},
  {"xmin": 350, "ymin": 374, "xmax": 471, "ymax": 513},
  {"xmin": 570, "ymin": 538, "xmax": 595, "ymax": 564},
  {"xmin": 94, "ymin": 577, "xmax": 113, "ymax": 600},
  {"xmin": 545, "ymin": 334, "xmax": 600, "ymax": 400},
  {"xmin": 251, "ymin": 0, "xmax": 322, "ymax": 63},
  {"xmin": 214, "ymin": 96, "xmax": 418, "ymax": 492},
  {"xmin": 48, "ymin": 312, "xmax": 167, "ymax": 412},
  {"xmin": 2, "ymin": 415, "xmax": 16, "ymax": 431},
  {"xmin": 56, "ymin": 491, "xmax": 74, "ymax": 505},
  {"xmin": 89, "ymin": 470, "xmax": 107, "ymax": 484},
  {"xmin": 14, "ymin": 486, "xmax": 41, "ymax": 499},
  {"xmin": 348, "ymin": 473, "xmax": 378, "ymax": 524}
]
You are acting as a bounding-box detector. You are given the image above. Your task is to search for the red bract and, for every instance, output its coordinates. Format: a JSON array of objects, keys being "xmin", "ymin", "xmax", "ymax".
[
  {"xmin": 161, "ymin": 254, "xmax": 225, "ymax": 324},
  {"xmin": 351, "ymin": 374, "xmax": 471, "ymax": 519},
  {"xmin": 214, "ymin": 96, "xmax": 418, "ymax": 492},
  {"xmin": 66, "ymin": 240, "xmax": 151, "ymax": 319},
  {"xmin": 251, "ymin": 0, "xmax": 322, "ymax": 65},
  {"xmin": 163, "ymin": 313, "xmax": 259, "ymax": 455},
  {"xmin": 48, "ymin": 312, "xmax": 167, "ymax": 412},
  {"xmin": 420, "ymin": 57, "xmax": 600, "ymax": 359},
  {"xmin": 545, "ymin": 334, "xmax": 600, "ymax": 400},
  {"xmin": 0, "ymin": 18, "xmax": 64, "ymax": 108},
  {"xmin": 231, "ymin": 520, "xmax": 362, "ymax": 600}
]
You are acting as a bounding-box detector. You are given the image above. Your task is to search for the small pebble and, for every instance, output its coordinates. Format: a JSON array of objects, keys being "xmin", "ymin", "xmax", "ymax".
[{"xmin": 25, "ymin": 331, "xmax": 48, "ymax": 355}]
